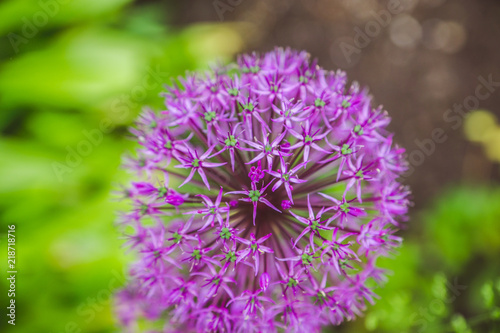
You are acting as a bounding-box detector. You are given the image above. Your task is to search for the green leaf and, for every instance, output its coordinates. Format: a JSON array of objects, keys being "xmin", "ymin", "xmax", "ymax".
[
  {"xmin": 481, "ymin": 282, "xmax": 495, "ymax": 308},
  {"xmin": 450, "ymin": 314, "xmax": 472, "ymax": 333}
]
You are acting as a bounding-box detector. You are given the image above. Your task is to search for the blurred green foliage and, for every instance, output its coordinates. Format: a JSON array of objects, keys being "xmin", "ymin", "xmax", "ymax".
[{"xmin": 0, "ymin": 1, "xmax": 499, "ymax": 333}]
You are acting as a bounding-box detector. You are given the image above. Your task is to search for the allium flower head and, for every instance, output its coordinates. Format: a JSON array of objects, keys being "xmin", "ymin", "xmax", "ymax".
[{"xmin": 115, "ymin": 48, "xmax": 411, "ymax": 332}]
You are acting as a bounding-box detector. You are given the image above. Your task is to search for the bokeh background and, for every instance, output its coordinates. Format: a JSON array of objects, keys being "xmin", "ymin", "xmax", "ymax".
[{"xmin": 1, "ymin": 0, "xmax": 500, "ymax": 332}]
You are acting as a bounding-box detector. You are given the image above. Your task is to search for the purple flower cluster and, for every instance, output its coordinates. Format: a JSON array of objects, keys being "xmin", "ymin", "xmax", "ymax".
[{"xmin": 115, "ymin": 48, "xmax": 410, "ymax": 332}]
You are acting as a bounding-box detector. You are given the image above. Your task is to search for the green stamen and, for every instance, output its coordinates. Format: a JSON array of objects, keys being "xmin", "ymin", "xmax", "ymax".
[
  {"xmin": 315, "ymin": 98, "xmax": 325, "ymax": 108},
  {"xmin": 354, "ymin": 124, "xmax": 364, "ymax": 135},
  {"xmin": 192, "ymin": 249, "xmax": 202, "ymax": 260},
  {"xmin": 311, "ymin": 220, "xmax": 319, "ymax": 231},
  {"xmin": 301, "ymin": 253, "xmax": 314, "ymax": 265},
  {"xmin": 340, "ymin": 202, "xmax": 350, "ymax": 213},
  {"xmin": 225, "ymin": 251, "xmax": 237, "ymax": 262},
  {"xmin": 249, "ymin": 190, "xmax": 261, "ymax": 202},
  {"xmin": 204, "ymin": 111, "xmax": 216, "ymax": 122},
  {"xmin": 286, "ymin": 278, "xmax": 298, "ymax": 288},
  {"xmin": 341, "ymin": 144, "xmax": 352, "ymax": 155},
  {"xmin": 243, "ymin": 102, "xmax": 254, "ymax": 112},
  {"xmin": 225, "ymin": 135, "xmax": 237, "ymax": 147},
  {"xmin": 250, "ymin": 66, "xmax": 260, "ymax": 74},
  {"xmin": 220, "ymin": 227, "xmax": 232, "ymax": 239},
  {"xmin": 172, "ymin": 232, "xmax": 182, "ymax": 244},
  {"xmin": 158, "ymin": 187, "xmax": 168, "ymax": 197},
  {"xmin": 228, "ymin": 88, "xmax": 239, "ymax": 96}
]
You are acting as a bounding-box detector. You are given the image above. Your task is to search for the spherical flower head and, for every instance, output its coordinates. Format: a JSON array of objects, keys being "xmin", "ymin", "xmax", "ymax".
[{"xmin": 115, "ymin": 48, "xmax": 411, "ymax": 332}]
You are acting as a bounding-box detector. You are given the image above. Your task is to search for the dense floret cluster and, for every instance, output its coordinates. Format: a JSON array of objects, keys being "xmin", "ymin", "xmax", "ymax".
[{"xmin": 115, "ymin": 48, "xmax": 410, "ymax": 333}]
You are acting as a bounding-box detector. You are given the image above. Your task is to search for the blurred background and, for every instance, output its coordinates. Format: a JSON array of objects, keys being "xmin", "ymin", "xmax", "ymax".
[{"xmin": 1, "ymin": 0, "xmax": 499, "ymax": 332}]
